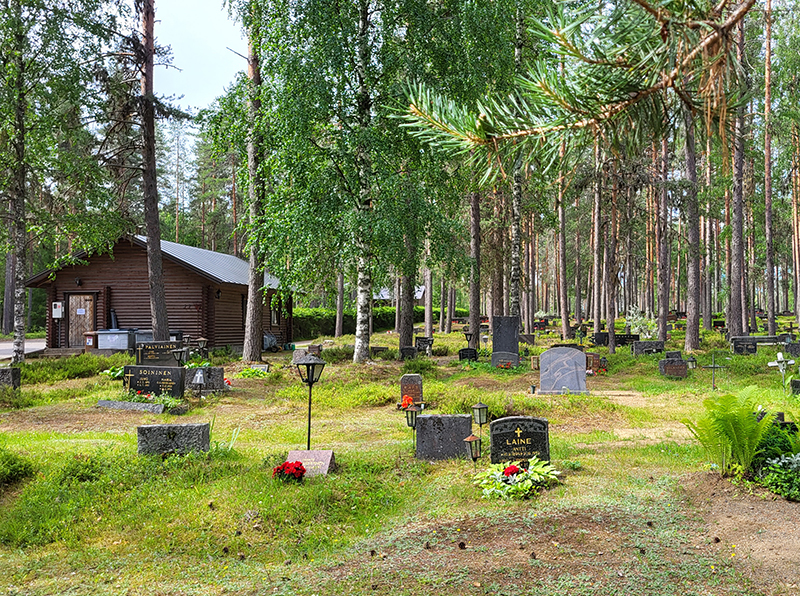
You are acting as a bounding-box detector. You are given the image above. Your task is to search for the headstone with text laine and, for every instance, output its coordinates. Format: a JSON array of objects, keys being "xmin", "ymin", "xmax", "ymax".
[{"xmin": 490, "ymin": 416, "xmax": 550, "ymax": 463}]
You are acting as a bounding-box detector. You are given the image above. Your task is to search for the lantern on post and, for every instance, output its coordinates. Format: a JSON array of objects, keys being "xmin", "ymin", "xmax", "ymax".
[
  {"xmin": 464, "ymin": 331, "xmax": 474, "ymax": 346},
  {"xmin": 464, "ymin": 434, "xmax": 481, "ymax": 470},
  {"xmin": 405, "ymin": 403, "xmax": 421, "ymax": 453},
  {"xmin": 472, "ymin": 401, "xmax": 488, "ymax": 440},
  {"xmin": 296, "ymin": 354, "xmax": 326, "ymax": 450}
]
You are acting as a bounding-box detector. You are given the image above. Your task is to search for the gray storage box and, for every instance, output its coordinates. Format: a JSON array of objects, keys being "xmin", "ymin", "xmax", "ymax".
[
  {"xmin": 96, "ymin": 329, "xmax": 135, "ymax": 351},
  {"xmin": 134, "ymin": 329, "xmax": 184, "ymax": 344}
]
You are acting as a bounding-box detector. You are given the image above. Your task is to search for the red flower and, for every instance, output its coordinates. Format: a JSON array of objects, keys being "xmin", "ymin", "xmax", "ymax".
[
  {"xmin": 273, "ymin": 460, "xmax": 306, "ymax": 482},
  {"xmin": 401, "ymin": 395, "xmax": 414, "ymax": 409},
  {"xmin": 503, "ymin": 465, "xmax": 520, "ymax": 477}
]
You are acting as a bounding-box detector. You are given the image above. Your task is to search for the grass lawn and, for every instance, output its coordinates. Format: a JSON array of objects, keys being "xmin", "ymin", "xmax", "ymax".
[{"xmin": 1, "ymin": 326, "xmax": 798, "ymax": 595}]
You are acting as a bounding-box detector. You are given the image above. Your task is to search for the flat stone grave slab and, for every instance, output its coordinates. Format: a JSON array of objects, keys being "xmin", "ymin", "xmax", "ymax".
[
  {"xmin": 137, "ymin": 423, "xmax": 210, "ymax": 455},
  {"xmin": 401, "ymin": 373, "xmax": 423, "ymax": 404},
  {"xmin": 632, "ymin": 340, "xmax": 664, "ymax": 356},
  {"xmin": 185, "ymin": 367, "xmax": 227, "ymax": 392},
  {"xmin": 458, "ymin": 348, "xmax": 478, "ymax": 361},
  {"xmin": 491, "ymin": 351, "xmax": 520, "ymax": 368},
  {"xmin": 135, "ymin": 341, "xmax": 184, "ymax": 366},
  {"xmin": 286, "ymin": 449, "xmax": 336, "ymax": 477},
  {"xmin": 97, "ymin": 399, "xmax": 165, "ymax": 414},
  {"xmin": 539, "ymin": 347, "xmax": 588, "ymax": 395},
  {"xmin": 416, "ymin": 414, "xmax": 472, "ymax": 460},
  {"xmin": 124, "ymin": 365, "xmax": 185, "ymax": 397},
  {"xmin": 0, "ymin": 367, "xmax": 21, "ymax": 389},
  {"xmin": 492, "ymin": 315, "xmax": 520, "ymax": 354},
  {"xmin": 659, "ymin": 359, "xmax": 688, "ymax": 378},
  {"xmin": 490, "ymin": 416, "xmax": 550, "ymax": 463}
]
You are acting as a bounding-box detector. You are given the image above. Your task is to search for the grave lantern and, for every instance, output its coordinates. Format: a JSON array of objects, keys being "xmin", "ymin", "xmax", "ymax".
[
  {"xmin": 197, "ymin": 337, "xmax": 209, "ymax": 358},
  {"xmin": 599, "ymin": 356, "xmax": 608, "ymax": 370},
  {"xmin": 192, "ymin": 367, "xmax": 206, "ymax": 402},
  {"xmin": 464, "ymin": 331, "xmax": 474, "ymax": 346},
  {"xmin": 405, "ymin": 403, "xmax": 421, "ymax": 452},
  {"xmin": 296, "ymin": 354, "xmax": 326, "ymax": 450},
  {"xmin": 471, "ymin": 401, "xmax": 488, "ymax": 427},
  {"xmin": 686, "ymin": 356, "xmax": 697, "ymax": 370},
  {"xmin": 464, "ymin": 434, "xmax": 481, "ymax": 469},
  {"xmin": 171, "ymin": 348, "xmax": 185, "ymax": 366}
]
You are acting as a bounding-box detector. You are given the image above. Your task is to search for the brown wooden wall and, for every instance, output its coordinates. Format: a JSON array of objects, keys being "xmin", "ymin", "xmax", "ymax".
[{"xmin": 34, "ymin": 241, "xmax": 292, "ymax": 349}]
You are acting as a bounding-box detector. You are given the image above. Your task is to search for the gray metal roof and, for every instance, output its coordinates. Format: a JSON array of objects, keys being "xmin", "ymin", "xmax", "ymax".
[{"xmin": 133, "ymin": 236, "xmax": 280, "ymax": 288}]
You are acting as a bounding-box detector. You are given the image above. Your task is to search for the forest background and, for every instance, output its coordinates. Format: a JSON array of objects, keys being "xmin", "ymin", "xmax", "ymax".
[{"xmin": 2, "ymin": 0, "xmax": 800, "ymax": 363}]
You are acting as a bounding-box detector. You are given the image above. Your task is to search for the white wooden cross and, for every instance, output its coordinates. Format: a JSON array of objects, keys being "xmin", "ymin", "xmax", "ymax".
[{"xmin": 768, "ymin": 352, "xmax": 795, "ymax": 392}]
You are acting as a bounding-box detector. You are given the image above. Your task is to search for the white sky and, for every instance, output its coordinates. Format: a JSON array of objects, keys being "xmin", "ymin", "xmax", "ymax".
[{"xmin": 154, "ymin": 0, "xmax": 247, "ymax": 112}]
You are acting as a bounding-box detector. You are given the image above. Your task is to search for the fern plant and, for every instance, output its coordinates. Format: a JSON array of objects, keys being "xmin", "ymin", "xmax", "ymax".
[{"xmin": 683, "ymin": 386, "xmax": 775, "ymax": 477}]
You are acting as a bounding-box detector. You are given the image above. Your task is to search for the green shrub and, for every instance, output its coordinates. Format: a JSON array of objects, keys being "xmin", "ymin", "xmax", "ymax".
[
  {"xmin": 375, "ymin": 348, "xmax": 398, "ymax": 360},
  {"xmin": 473, "ymin": 458, "xmax": 560, "ymax": 500},
  {"xmin": 683, "ymin": 386, "xmax": 774, "ymax": 477},
  {"xmin": 20, "ymin": 352, "xmax": 133, "ymax": 384},
  {"xmin": 401, "ymin": 357, "xmax": 437, "ymax": 375},
  {"xmin": 760, "ymin": 454, "xmax": 800, "ymax": 500},
  {"xmin": 238, "ymin": 367, "xmax": 270, "ymax": 378},
  {"xmin": 431, "ymin": 345, "xmax": 449, "ymax": 356},
  {"xmin": 320, "ymin": 346, "xmax": 354, "ymax": 363},
  {"xmin": 0, "ymin": 448, "xmax": 35, "ymax": 486},
  {"xmin": 753, "ymin": 423, "xmax": 799, "ymax": 472},
  {"xmin": 0, "ymin": 386, "xmax": 35, "ymax": 409}
]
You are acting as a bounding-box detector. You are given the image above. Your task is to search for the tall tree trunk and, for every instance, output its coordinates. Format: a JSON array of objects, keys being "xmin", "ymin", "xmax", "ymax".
[
  {"xmin": 446, "ymin": 286, "xmax": 455, "ymax": 334},
  {"xmin": 574, "ymin": 190, "xmax": 582, "ymax": 324},
  {"xmin": 10, "ymin": 0, "xmax": 26, "ymax": 363},
  {"xmin": 335, "ymin": 272, "xmax": 344, "ymax": 337},
  {"xmin": 394, "ymin": 275, "xmax": 401, "ymax": 332},
  {"xmin": 508, "ymin": 6, "xmax": 525, "ymax": 319},
  {"xmin": 3, "ymin": 253, "xmax": 14, "ymax": 336},
  {"xmin": 657, "ymin": 134, "xmax": 671, "ymax": 341},
  {"xmin": 438, "ymin": 275, "xmax": 447, "ymax": 333},
  {"xmin": 592, "ymin": 141, "xmax": 603, "ymax": 333},
  {"xmin": 728, "ymin": 21, "xmax": 746, "ymax": 337},
  {"xmin": 468, "ymin": 191, "xmax": 481, "ymax": 350},
  {"xmin": 558, "ymin": 137, "xmax": 571, "ymax": 339},
  {"xmin": 424, "ymin": 266, "xmax": 433, "ymax": 337},
  {"xmin": 605, "ymin": 163, "xmax": 618, "ymax": 353},
  {"xmin": 764, "ymin": 0, "xmax": 775, "ymax": 335},
  {"xmin": 683, "ymin": 102, "xmax": 701, "ymax": 351},
  {"xmin": 703, "ymin": 135, "xmax": 713, "ymax": 330},
  {"xmin": 352, "ymin": 0, "xmax": 373, "ymax": 363},
  {"xmin": 243, "ymin": 34, "xmax": 265, "ymax": 362},
  {"xmin": 398, "ymin": 273, "xmax": 414, "ymax": 348},
  {"xmin": 141, "ymin": 0, "xmax": 169, "ymax": 342}
]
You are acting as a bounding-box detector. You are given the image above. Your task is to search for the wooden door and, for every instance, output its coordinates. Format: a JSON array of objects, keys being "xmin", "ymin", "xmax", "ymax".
[{"xmin": 68, "ymin": 294, "xmax": 95, "ymax": 347}]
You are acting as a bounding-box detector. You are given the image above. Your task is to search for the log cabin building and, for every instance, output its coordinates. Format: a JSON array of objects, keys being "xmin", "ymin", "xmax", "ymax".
[{"xmin": 25, "ymin": 235, "xmax": 292, "ymax": 353}]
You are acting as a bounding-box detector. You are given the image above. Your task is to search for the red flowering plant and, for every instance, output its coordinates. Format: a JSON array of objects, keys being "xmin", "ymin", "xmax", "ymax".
[
  {"xmin": 400, "ymin": 394, "xmax": 414, "ymax": 409},
  {"xmin": 473, "ymin": 459, "xmax": 560, "ymax": 500},
  {"xmin": 273, "ymin": 460, "xmax": 306, "ymax": 483}
]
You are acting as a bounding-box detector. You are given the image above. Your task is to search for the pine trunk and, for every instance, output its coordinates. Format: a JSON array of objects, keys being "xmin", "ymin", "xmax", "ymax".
[
  {"xmin": 657, "ymin": 134, "xmax": 671, "ymax": 341},
  {"xmin": 592, "ymin": 142, "xmax": 603, "ymax": 333},
  {"xmin": 764, "ymin": 0, "xmax": 775, "ymax": 334},
  {"xmin": 728, "ymin": 21, "xmax": 746, "ymax": 337},
  {"xmin": 468, "ymin": 191, "xmax": 481, "ymax": 350},
  {"xmin": 683, "ymin": 103, "xmax": 701, "ymax": 351}
]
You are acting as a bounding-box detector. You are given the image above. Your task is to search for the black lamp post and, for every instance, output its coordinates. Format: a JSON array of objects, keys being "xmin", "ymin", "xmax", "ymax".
[
  {"xmin": 296, "ymin": 354, "xmax": 326, "ymax": 450},
  {"xmin": 464, "ymin": 331, "xmax": 474, "ymax": 346},
  {"xmin": 464, "ymin": 434, "xmax": 481, "ymax": 470},
  {"xmin": 171, "ymin": 348, "xmax": 185, "ymax": 366},
  {"xmin": 405, "ymin": 403, "xmax": 421, "ymax": 453},
  {"xmin": 472, "ymin": 401, "xmax": 488, "ymax": 441},
  {"xmin": 197, "ymin": 337, "xmax": 209, "ymax": 359},
  {"xmin": 686, "ymin": 355, "xmax": 697, "ymax": 370}
]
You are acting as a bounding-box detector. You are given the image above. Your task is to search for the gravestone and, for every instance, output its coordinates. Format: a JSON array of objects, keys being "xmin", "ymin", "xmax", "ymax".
[
  {"xmin": 0, "ymin": 367, "xmax": 21, "ymax": 390},
  {"xmin": 370, "ymin": 346, "xmax": 388, "ymax": 357},
  {"xmin": 785, "ymin": 343, "xmax": 800, "ymax": 358},
  {"xmin": 97, "ymin": 399, "xmax": 165, "ymax": 414},
  {"xmin": 400, "ymin": 373, "xmax": 423, "ymax": 404},
  {"xmin": 490, "ymin": 416, "xmax": 550, "ymax": 463},
  {"xmin": 137, "ymin": 423, "xmax": 210, "ymax": 455},
  {"xmin": 491, "ymin": 351, "xmax": 520, "ymax": 367},
  {"xmin": 458, "ymin": 348, "xmax": 478, "ymax": 362},
  {"xmin": 399, "ymin": 346, "xmax": 418, "ymax": 360},
  {"xmin": 307, "ymin": 344, "xmax": 322, "ymax": 356},
  {"xmin": 292, "ymin": 349, "xmax": 308, "ymax": 363},
  {"xmin": 414, "ymin": 337, "xmax": 434, "ymax": 353},
  {"xmin": 124, "ymin": 365, "xmax": 185, "ymax": 397},
  {"xmin": 538, "ymin": 347, "xmax": 588, "ymax": 395},
  {"xmin": 286, "ymin": 449, "xmax": 336, "ymax": 477},
  {"xmin": 492, "ymin": 316, "xmax": 520, "ymax": 354},
  {"xmin": 631, "ymin": 340, "xmax": 664, "ymax": 356},
  {"xmin": 665, "ymin": 351, "xmax": 682, "ymax": 360},
  {"xmin": 585, "ymin": 352, "xmax": 600, "ymax": 373},
  {"xmin": 185, "ymin": 367, "xmax": 227, "ymax": 392},
  {"xmin": 659, "ymin": 359, "xmax": 688, "ymax": 378},
  {"xmin": 415, "ymin": 414, "xmax": 472, "ymax": 460},
  {"xmin": 135, "ymin": 341, "xmax": 184, "ymax": 366},
  {"xmin": 519, "ymin": 334, "xmax": 536, "ymax": 345}
]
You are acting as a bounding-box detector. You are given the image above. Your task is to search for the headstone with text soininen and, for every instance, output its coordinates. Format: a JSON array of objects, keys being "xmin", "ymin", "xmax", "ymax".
[
  {"xmin": 286, "ymin": 449, "xmax": 336, "ymax": 477},
  {"xmin": 415, "ymin": 414, "xmax": 472, "ymax": 460},
  {"xmin": 400, "ymin": 373, "xmax": 423, "ymax": 404},
  {"xmin": 135, "ymin": 341, "xmax": 183, "ymax": 366},
  {"xmin": 490, "ymin": 416, "xmax": 550, "ymax": 463},
  {"xmin": 538, "ymin": 347, "xmax": 588, "ymax": 394},
  {"xmin": 124, "ymin": 365, "xmax": 185, "ymax": 397}
]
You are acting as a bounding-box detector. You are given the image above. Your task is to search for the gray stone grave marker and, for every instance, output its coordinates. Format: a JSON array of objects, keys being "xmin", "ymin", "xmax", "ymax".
[
  {"xmin": 458, "ymin": 348, "xmax": 478, "ymax": 362},
  {"xmin": 631, "ymin": 340, "xmax": 664, "ymax": 356},
  {"xmin": 185, "ymin": 367, "xmax": 227, "ymax": 392},
  {"xmin": 0, "ymin": 367, "xmax": 21, "ymax": 390},
  {"xmin": 665, "ymin": 350, "xmax": 682, "ymax": 360},
  {"xmin": 659, "ymin": 359, "xmax": 688, "ymax": 378},
  {"xmin": 400, "ymin": 373, "xmax": 423, "ymax": 404},
  {"xmin": 538, "ymin": 347, "xmax": 588, "ymax": 394},
  {"xmin": 399, "ymin": 346, "xmax": 418, "ymax": 360},
  {"xmin": 97, "ymin": 399, "xmax": 165, "ymax": 414},
  {"xmin": 415, "ymin": 414, "xmax": 472, "ymax": 460},
  {"xmin": 490, "ymin": 416, "xmax": 550, "ymax": 463},
  {"xmin": 286, "ymin": 449, "xmax": 336, "ymax": 477},
  {"xmin": 124, "ymin": 365, "xmax": 185, "ymax": 397},
  {"xmin": 135, "ymin": 341, "xmax": 184, "ymax": 366},
  {"xmin": 492, "ymin": 316, "xmax": 520, "ymax": 354},
  {"xmin": 491, "ymin": 351, "xmax": 520, "ymax": 367},
  {"xmin": 137, "ymin": 423, "xmax": 210, "ymax": 455}
]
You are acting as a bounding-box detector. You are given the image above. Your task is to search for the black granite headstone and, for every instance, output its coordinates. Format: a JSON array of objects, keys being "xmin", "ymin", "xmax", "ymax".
[
  {"xmin": 492, "ymin": 316, "xmax": 520, "ymax": 354},
  {"xmin": 124, "ymin": 365, "xmax": 185, "ymax": 397},
  {"xmin": 490, "ymin": 416, "xmax": 550, "ymax": 463},
  {"xmin": 399, "ymin": 346, "xmax": 418, "ymax": 360},
  {"xmin": 665, "ymin": 351, "xmax": 682, "ymax": 360},
  {"xmin": 135, "ymin": 341, "xmax": 184, "ymax": 366},
  {"xmin": 659, "ymin": 359, "xmax": 688, "ymax": 378},
  {"xmin": 458, "ymin": 348, "xmax": 478, "ymax": 362},
  {"xmin": 631, "ymin": 340, "xmax": 665, "ymax": 356},
  {"xmin": 0, "ymin": 367, "xmax": 21, "ymax": 390},
  {"xmin": 491, "ymin": 351, "xmax": 520, "ymax": 367},
  {"xmin": 415, "ymin": 414, "xmax": 472, "ymax": 460}
]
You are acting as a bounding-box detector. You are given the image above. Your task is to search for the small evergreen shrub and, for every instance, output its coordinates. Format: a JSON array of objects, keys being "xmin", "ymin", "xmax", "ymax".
[
  {"xmin": 401, "ymin": 357, "xmax": 437, "ymax": 375},
  {"xmin": 319, "ymin": 346, "xmax": 354, "ymax": 363},
  {"xmin": 760, "ymin": 454, "xmax": 800, "ymax": 501},
  {"xmin": 431, "ymin": 346, "xmax": 449, "ymax": 356},
  {"xmin": 375, "ymin": 348, "xmax": 398, "ymax": 361},
  {"xmin": 0, "ymin": 448, "xmax": 35, "ymax": 487},
  {"xmin": 0, "ymin": 386, "xmax": 34, "ymax": 409}
]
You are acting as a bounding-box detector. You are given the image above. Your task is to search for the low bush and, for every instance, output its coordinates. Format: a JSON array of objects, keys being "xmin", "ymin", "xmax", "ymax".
[
  {"xmin": 760, "ymin": 454, "xmax": 800, "ymax": 500},
  {"xmin": 0, "ymin": 386, "xmax": 35, "ymax": 409},
  {"xmin": 0, "ymin": 448, "xmax": 35, "ymax": 487},
  {"xmin": 20, "ymin": 352, "xmax": 133, "ymax": 384},
  {"xmin": 320, "ymin": 346, "xmax": 354, "ymax": 363},
  {"xmin": 375, "ymin": 348, "xmax": 398, "ymax": 360},
  {"xmin": 401, "ymin": 357, "xmax": 437, "ymax": 376},
  {"xmin": 431, "ymin": 345, "xmax": 449, "ymax": 356}
]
